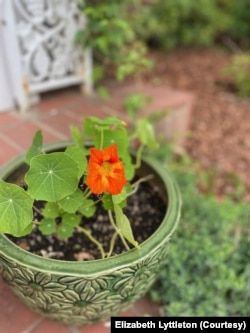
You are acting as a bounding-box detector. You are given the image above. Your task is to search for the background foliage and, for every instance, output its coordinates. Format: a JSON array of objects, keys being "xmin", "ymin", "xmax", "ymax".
[
  {"xmin": 76, "ymin": 0, "xmax": 152, "ymax": 85},
  {"xmin": 77, "ymin": 0, "xmax": 250, "ymax": 96},
  {"xmin": 132, "ymin": 0, "xmax": 250, "ymax": 52},
  {"xmin": 134, "ymin": 0, "xmax": 232, "ymax": 51},
  {"xmin": 149, "ymin": 151, "xmax": 250, "ymax": 316}
]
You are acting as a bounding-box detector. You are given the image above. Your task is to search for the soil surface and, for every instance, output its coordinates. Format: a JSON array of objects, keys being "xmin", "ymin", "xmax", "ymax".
[{"xmin": 148, "ymin": 47, "xmax": 250, "ymax": 202}]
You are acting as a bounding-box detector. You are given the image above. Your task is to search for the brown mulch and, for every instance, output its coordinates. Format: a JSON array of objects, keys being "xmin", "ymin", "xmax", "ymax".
[{"xmin": 147, "ymin": 47, "xmax": 250, "ymax": 202}]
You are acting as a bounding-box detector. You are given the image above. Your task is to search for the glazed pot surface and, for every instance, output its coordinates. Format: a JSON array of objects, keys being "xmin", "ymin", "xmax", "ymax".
[{"xmin": 0, "ymin": 143, "xmax": 181, "ymax": 325}]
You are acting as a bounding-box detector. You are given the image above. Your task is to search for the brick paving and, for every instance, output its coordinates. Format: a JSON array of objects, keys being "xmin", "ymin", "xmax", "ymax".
[{"xmin": 0, "ymin": 85, "xmax": 194, "ymax": 332}]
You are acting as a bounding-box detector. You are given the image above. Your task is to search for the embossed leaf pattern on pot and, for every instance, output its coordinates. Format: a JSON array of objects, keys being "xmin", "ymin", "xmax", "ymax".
[
  {"xmin": 11, "ymin": 269, "xmax": 66, "ymax": 302},
  {"xmin": 0, "ymin": 240, "xmax": 171, "ymax": 324},
  {"xmin": 0, "ymin": 258, "xmax": 15, "ymax": 282},
  {"xmin": 59, "ymin": 275, "xmax": 110, "ymax": 292},
  {"xmin": 61, "ymin": 288, "xmax": 111, "ymax": 317},
  {"xmin": 112, "ymin": 246, "xmax": 165, "ymax": 296}
]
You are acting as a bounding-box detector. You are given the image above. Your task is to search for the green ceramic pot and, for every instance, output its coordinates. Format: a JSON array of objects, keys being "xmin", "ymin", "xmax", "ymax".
[{"xmin": 0, "ymin": 142, "xmax": 181, "ymax": 326}]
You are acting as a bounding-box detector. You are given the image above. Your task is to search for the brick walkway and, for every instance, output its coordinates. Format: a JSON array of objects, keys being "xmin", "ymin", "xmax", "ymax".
[{"xmin": 0, "ymin": 84, "xmax": 194, "ymax": 332}]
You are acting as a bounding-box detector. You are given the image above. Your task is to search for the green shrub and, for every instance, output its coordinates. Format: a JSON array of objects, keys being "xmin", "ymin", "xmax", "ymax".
[
  {"xmin": 135, "ymin": 0, "xmax": 232, "ymax": 51},
  {"xmin": 149, "ymin": 156, "xmax": 250, "ymax": 316},
  {"xmin": 223, "ymin": 53, "xmax": 250, "ymax": 97},
  {"xmin": 226, "ymin": 0, "xmax": 250, "ymax": 50}
]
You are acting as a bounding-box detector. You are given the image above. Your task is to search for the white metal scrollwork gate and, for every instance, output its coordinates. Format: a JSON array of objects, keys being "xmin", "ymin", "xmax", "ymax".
[{"xmin": 0, "ymin": 0, "xmax": 92, "ymax": 113}]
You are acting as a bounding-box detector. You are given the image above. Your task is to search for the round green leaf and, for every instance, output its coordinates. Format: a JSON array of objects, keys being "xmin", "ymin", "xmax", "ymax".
[
  {"xmin": 65, "ymin": 146, "xmax": 88, "ymax": 179},
  {"xmin": 58, "ymin": 189, "xmax": 84, "ymax": 213},
  {"xmin": 0, "ymin": 181, "xmax": 33, "ymax": 236},
  {"xmin": 25, "ymin": 152, "xmax": 79, "ymax": 202},
  {"xmin": 112, "ymin": 187, "xmax": 127, "ymax": 205},
  {"xmin": 62, "ymin": 213, "xmax": 81, "ymax": 227},
  {"xmin": 38, "ymin": 218, "xmax": 56, "ymax": 235},
  {"xmin": 78, "ymin": 199, "xmax": 96, "ymax": 217},
  {"xmin": 57, "ymin": 224, "xmax": 74, "ymax": 239},
  {"xmin": 101, "ymin": 194, "xmax": 113, "ymax": 210},
  {"xmin": 42, "ymin": 202, "xmax": 60, "ymax": 218}
]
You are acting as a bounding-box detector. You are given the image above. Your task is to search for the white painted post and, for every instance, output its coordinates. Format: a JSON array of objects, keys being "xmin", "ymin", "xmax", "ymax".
[
  {"xmin": 1, "ymin": 0, "xmax": 28, "ymax": 112},
  {"xmin": 0, "ymin": 24, "xmax": 15, "ymax": 112}
]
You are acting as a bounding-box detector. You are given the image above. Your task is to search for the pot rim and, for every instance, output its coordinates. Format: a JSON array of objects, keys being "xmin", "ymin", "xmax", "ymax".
[{"xmin": 0, "ymin": 141, "xmax": 181, "ymax": 275}]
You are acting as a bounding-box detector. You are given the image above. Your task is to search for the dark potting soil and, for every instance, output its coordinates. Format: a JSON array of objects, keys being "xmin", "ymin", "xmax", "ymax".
[{"xmin": 8, "ymin": 180, "xmax": 167, "ymax": 261}]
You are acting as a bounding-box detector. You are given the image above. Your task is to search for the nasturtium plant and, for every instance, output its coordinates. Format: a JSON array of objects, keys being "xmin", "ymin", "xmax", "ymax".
[{"xmin": 0, "ymin": 116, "xmax": 159, "ymax": 258}]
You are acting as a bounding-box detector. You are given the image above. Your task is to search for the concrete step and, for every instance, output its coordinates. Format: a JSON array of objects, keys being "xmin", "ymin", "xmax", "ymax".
[{"xmin": 103, "ymin": 82, "xmax": 195, "ymax": 148}]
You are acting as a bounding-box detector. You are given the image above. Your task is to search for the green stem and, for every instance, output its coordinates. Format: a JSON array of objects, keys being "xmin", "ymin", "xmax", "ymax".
[
  {"xmin": 107, "ymin": 231, "xmax": 118, "ymax": 257},
  {"xmin": 108, "ymin": 210, "xmax": 130, "ymax": 251},
  {"xmin": 134, "ymin": 144, "xmax": 144, "ymax": 169},
  {"xmin": 100, "ymin": 129, "xmax": 104, "ymax": 149},
  {"xmin": 82, "ymin": 188, "xmax": 92, "ymax": 200},
  {"xmin": 76, "ymin": 225, "xmax": 106, "ymax": 259},
  {"xmin": 82, "ymin": 188, "xmax": 103, "ymax": 206},
  {"xmin": 128, "ymin": 174, "xmax": 154, "ymax": 197},
  {"xmin": 32, "ymin": 205, "xmax": 43, "ymax": 215}
]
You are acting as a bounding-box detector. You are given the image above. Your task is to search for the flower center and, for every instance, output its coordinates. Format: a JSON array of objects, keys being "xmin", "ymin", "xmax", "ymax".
[{"xmin": 100, "ymin": 161, "xmax": 112, "ymax": 175}]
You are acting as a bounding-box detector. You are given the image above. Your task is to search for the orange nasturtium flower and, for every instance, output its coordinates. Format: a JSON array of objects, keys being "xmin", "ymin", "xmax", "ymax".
[{"xmin": 86, "ymin": 144, "xmax": 127, "ymax": 195}]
